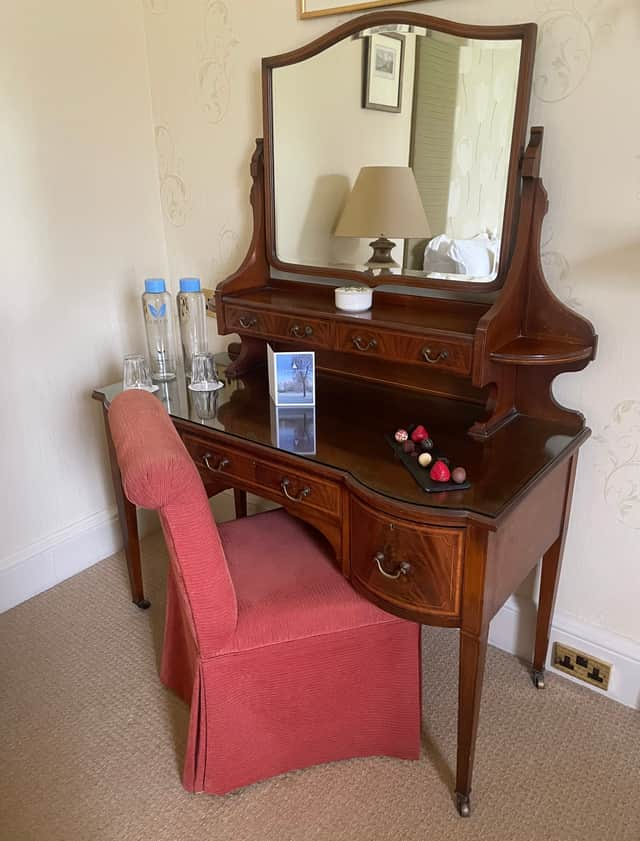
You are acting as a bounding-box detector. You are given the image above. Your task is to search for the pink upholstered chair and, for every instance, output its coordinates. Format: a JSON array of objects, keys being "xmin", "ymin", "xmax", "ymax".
[{"xmin": 108, "ymin": 389, "xmax": 421, "ymax": 794}]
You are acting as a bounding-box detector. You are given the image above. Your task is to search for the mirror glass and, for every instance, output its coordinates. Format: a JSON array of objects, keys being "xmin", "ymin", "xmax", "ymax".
[{"xmin": 271, "ymin": 26, "xmax": 522, "ymax": 282}]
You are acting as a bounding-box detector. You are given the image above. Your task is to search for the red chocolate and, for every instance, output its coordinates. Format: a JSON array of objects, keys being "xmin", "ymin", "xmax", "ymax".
[
  {"xmin": 410, "ymin": 425, "xmax": 429, "ymax": 443},
  {"xmin": 430, "ymin": 460, "xmax": 451, "ymax": 483}
]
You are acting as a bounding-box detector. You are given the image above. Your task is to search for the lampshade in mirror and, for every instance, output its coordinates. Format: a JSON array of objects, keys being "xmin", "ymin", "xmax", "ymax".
[{"xmin": 334, "ymin": 166, "xmax": 430, "ymax": 267}]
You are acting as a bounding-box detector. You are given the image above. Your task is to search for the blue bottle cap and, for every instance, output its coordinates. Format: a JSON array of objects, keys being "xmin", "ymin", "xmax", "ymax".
[
  {"xmin": 179, "ymin": 277, "xmax": 201, "ymax": 293},
  {"xmin": 144, "ymin": 278, "xmax": 166, "ymax": 294}
]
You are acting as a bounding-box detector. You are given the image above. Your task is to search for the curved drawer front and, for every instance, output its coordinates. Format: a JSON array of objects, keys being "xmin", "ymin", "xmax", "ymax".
[
  {"xmin": 350, "ymin": 498, "xmax": 464, "ymax": 623},
  {"xmin": 335, "ymin": 323, "xmax": 472, "ymax": 376},
  {"xmin": 225, "ymin": 304, "xmax": 332, "ymax": 348}
]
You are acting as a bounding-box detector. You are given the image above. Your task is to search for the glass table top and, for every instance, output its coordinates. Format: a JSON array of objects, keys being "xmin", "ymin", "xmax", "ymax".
[{"xmin": 94, "ymin": 355, "xmax": 583, "ymax": 520}]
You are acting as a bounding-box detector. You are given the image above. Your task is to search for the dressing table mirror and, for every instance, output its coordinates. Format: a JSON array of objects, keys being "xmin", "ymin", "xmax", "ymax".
[
  {"xmin": 268, "ymin": 20, "xmax": 529, "ymax": 286},
  {"xmin": 95, "ymin": 9, "xmax": 598, "ymax": 820}
]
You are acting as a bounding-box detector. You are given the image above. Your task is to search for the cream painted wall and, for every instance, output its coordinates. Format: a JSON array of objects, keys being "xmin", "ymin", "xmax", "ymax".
[
  {"xmin": 0, "ymin": 2, "xmax": 168, "ymax": 597},
  {"xmin": 141, "ymin": 0, "xmax": 640, "ymax": 651}
]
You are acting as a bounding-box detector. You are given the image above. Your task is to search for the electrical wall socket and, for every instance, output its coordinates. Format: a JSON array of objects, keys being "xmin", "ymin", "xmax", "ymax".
[{"xmin": 552, "ymin": 642, "xmax": 611, "ymax": 691}]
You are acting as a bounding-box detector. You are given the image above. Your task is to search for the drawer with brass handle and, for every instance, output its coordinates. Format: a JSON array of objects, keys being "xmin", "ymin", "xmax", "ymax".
[
  {"xmin": 280, "ymin": 477, "xmax": 311, "ymax": 502},
  {"xmin": 181, "ymin": 434, "xmax": 255, "ymax": 484},
  {"xmin": 335, "ymin": 323, "xmax": 472, "ymax": 375},
  {"xmin": 253, "ymin": 461, "xmax": 340, "ymax": 516},
  {"xmin": 289, "ymin": 323, "xmax": 314, "ymax": 339},
  {"xmin": 225, "ymin": 304, "xmax": 332, "ymax": 347},
  {"xmin": 373, "ymin": 551, "xmax": 412, "ymax": 580},
  {"xmin": 350, "ymin": 498, "xmax": 464, "ymax": 623},
  {"xmin": 422, "ymin": 346, "xmax": 449, "ymax": 365}
]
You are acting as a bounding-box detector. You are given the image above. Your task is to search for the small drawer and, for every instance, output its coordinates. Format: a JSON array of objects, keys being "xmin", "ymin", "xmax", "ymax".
[
  {"xmin": 225, "ymin": 305, "xmax": 332, "ymax": 348},
  {"xmin": 335, "ymin": 323, "xmax": 472, "ymax": 375},
  {"xmin": 254, "ymin": 460, "xmax": 341, "ymax": 518},
  {"xmin": 350, "ymin": 498, "xmax": 464, "ymax": 622},
  {"xmin": 181, "ymin": 434, "xmax": 255, "ymax": 484}
]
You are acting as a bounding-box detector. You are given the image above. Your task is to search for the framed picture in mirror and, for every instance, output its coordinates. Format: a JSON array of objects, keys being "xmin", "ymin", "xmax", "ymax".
[
  {"xmin": 299, "ymin": 1, "xmax": 420, "ymax": 19},
  {"xmin": 363, "ymin": 32, "xmax": 404, "ymax": 113}
]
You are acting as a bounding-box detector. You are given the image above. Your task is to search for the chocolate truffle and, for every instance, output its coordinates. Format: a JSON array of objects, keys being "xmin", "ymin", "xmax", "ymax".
[{"xmin": 452, "ymin": 467, "xmax": 467, "ymax": 484}]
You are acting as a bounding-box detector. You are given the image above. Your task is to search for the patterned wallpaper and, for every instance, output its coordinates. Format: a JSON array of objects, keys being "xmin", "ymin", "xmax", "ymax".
[{"xmin": 142, "ymin": 0, "xmax": 640, "ymax": 644}]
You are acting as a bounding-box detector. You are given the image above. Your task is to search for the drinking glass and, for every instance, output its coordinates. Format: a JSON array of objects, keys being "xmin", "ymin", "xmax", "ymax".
[
  {"xmin": 189, "ymin": 352, "xmax": 221, "ymax": 391},
  {"xmin": 190, "ymin": 389, "xmax": 218, "ymax": 421},
  {"xmin": 123, "ymin": 354, "xmax": 153, "ymax": 391}
]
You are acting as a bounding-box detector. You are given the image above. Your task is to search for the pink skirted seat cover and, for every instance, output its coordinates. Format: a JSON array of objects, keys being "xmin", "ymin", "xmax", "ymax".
[{"xmin": 108, "ymin": 389, "xmax": 421, "ymax": 794}]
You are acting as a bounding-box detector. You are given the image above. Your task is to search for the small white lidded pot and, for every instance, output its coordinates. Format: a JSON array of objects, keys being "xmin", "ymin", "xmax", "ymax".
[{"xmin": 334, "ymin": 285, "xmax": 373, "ymax": 312}]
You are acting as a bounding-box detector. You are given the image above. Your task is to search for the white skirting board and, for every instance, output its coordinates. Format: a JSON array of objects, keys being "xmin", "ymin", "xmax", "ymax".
[
  {"xmin": 2, "ymin": 506, "xmax": 638, "ymax": 711},
  {"xmin": 0, "ymin": 507, "xmax": 158, "ymax": 614},
  {"xmin": 488, "ymin": 595, "xmax": 640, "ymax": 710}
]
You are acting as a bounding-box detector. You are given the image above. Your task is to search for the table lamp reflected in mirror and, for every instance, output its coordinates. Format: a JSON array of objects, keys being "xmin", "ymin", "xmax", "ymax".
[{"xmin": 334, "ymin": 166, "xmax": 430, "ymax": 268}]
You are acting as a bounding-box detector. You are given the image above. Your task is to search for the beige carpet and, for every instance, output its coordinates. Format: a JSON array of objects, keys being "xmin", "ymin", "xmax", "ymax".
[{"xmin": 1, "ymin": 525, "xmax": 639, "ymax": 841}]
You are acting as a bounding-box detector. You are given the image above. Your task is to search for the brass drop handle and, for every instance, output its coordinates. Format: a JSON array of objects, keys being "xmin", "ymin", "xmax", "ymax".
[
  {"xmin": 352, "ymin": 335, "xmax": 378, "ymax": 352},
  {"xmin": 373, "ymin": 552, "xmax": 411, "ymax": 580},
  {"xmin": 290, "ymin": 324, "xmax": 313, "ymax": 338},
  {"xmin": 281, "ymin": 478, "xmax": 311, "ymax": 502},
  {"xmin": 203, "ymin": 453, "xmax": 230, "ymax": 472},
  {"xmin": 422, "ymin": 347, "xmax": 449, "ymax": 364},
  {"xmin": 238, "ymin": 316, "xmax": 257, "ymax": 329}
]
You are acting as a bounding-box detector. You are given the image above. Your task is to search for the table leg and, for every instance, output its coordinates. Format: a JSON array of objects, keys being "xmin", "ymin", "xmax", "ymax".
[
  {"xmin": 455, "ymin": 627, "xmax": 489, "ymax": 817},
  {"xmin": 455, "ymin": 525, "xmax": 490, "ymax": 817},
  {"xmin": 532, "ymin": 453, "xmax": 578, "ymax": 688},
  {"xmin": 102, "ymin": 405, "xmax": 149, "ymax": 609},
  {"xmin": 233, "ymin": 488, "xmax": 248, "ymax": 519}
]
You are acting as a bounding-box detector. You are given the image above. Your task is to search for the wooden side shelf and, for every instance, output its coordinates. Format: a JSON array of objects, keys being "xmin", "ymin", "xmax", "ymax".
[{"xmin": 490, "ymin": 337, "xmax": 593, "ymax": 366}]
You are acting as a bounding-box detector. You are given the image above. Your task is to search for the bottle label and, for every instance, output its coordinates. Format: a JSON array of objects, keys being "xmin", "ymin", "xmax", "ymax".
[
  {"xmin": 178, "ymin": 297, "xmax": 191, "ymax": 320},
  {"xmin": 147, "ymin": 303, "xmax": 167, "ymax": 319}
]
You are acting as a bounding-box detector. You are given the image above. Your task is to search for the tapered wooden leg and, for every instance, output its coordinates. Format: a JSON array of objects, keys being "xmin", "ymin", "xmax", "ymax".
[
  {"xmin": 532, "ymin": 454, "xmax": 578, "ymax": 687},
  {"xmin": 234, "ymin": 488, "xmax": 248, "ymax": 518},
  {"xmin": 454, "ymin": 525, "xmax": 490, "ymax": 817},
  {"xmin": 455, "ymin": 626, "xmax": 489, "ymax": 817},
  {"xmin": 102, "ymin": 405, "xmax": 149, "ymax": 609}
]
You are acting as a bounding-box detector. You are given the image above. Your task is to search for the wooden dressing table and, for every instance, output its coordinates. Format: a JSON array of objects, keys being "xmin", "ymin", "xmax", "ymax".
[{"xmin": 94, "ymin": 11, "xmax": 597, "ymax": 817}]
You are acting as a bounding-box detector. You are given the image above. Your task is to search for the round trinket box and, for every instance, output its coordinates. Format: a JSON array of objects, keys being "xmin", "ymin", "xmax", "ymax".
[{"xmin": 334, "ymin": 286, "xmax": 373, "ymax": 312}]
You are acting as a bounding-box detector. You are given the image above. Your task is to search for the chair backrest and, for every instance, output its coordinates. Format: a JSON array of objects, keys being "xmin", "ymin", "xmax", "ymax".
[{"xmin": 108, "ymin": 389, "xmax": 238, "ymax": 654}]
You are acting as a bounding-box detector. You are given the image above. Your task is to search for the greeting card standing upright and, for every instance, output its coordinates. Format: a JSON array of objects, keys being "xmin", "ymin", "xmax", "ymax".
[{"xmin": 267, "ymin": 345, "xmax": 316, "ymax": 407}]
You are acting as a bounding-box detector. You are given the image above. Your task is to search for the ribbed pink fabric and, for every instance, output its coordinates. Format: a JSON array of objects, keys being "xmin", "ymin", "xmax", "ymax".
[
  {"xmin": 109, "ymin": 390, "xmax": 237, "ymax": 655},
  {"xmin": 108, "ymin": 390, "xmax": 421, "ymax": 794}
]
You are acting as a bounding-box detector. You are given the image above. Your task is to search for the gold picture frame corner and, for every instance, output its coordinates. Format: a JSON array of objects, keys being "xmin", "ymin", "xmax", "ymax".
[{"xmin": 299, "ymin": 1, "xmax": 420, "ymax": 21}]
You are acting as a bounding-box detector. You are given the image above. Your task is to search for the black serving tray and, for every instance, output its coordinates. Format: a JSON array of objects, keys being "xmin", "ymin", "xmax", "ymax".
[{"xmin": 385, "ymin": 433, "xmax": 471, "ymax": 494}]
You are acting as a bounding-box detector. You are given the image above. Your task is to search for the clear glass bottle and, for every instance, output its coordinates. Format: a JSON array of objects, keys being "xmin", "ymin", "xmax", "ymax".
[
  {"xmin": 177, "ymin": 277, "xmax": 208, "ymax": 378},
  {"xmin": 142, "ymin": 278, "xmax": 177, "ymax": 381}
]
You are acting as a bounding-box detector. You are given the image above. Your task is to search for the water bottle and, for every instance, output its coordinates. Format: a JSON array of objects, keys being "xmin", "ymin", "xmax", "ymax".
[
  {"xmin": 142, "ymin": 278, "xmax": 177, "ymax": 381},
  {"xmin": 177, "ymin": 277, "xmax": 208, "ymax": 377}
]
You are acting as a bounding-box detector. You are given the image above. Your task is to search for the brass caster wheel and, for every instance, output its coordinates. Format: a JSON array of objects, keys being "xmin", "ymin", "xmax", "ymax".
[
  {"xmin": 532, "ymin": 668, "xmax": 545, "ymax": 689},
  {"xmin": 456, "ymin": 793, "xmax": 471, "ymax": 818},
  {"xmin": 135, "ymin": 598, "xmax": 151, "ymax": 610}
]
